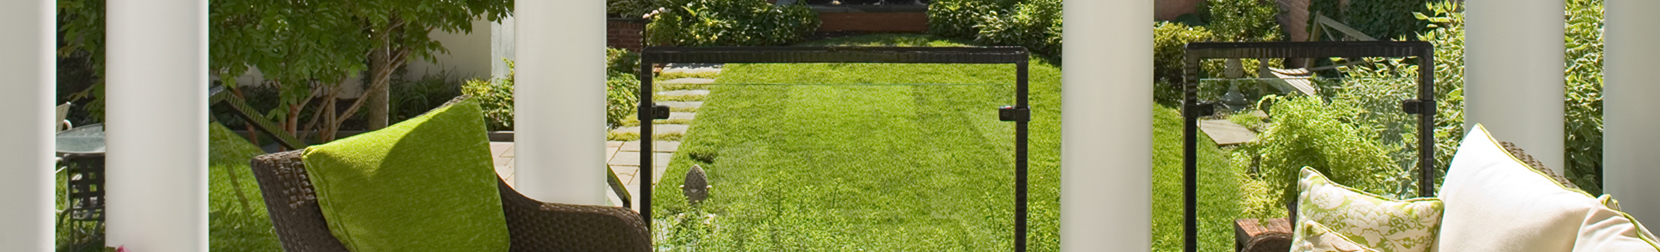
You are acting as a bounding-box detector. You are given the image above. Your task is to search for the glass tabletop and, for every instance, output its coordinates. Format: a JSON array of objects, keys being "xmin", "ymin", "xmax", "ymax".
[{"xmin": 56, "ymin": 123, "xmax": 105, "ymax": 154}]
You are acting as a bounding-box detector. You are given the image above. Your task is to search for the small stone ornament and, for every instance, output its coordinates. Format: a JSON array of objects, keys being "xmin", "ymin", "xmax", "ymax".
[{"xmin": 681, "ymin": 164, "xmax": 712, "ymax": 204}]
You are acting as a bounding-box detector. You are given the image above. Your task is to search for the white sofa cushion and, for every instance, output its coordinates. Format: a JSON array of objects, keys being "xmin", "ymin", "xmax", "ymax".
[
  {"xmin": 1571, "ymin": 196, "xmax": 1660, "ymax": 251},
  {"xmin": 1435, "ymin": 124, "xmax": 1602, "ymax": 252}
]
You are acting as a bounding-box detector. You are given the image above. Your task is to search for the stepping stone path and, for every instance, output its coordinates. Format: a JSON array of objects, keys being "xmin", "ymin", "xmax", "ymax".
[{"xmin": 605, "ymin": 63, "xmax": 719, "ymax": 210}]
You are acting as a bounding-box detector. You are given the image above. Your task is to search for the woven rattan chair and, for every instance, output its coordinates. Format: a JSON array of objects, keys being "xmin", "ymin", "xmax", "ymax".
[{"xmin": 249, "ymin": 150, "xmax": 650, "ymax": 252}]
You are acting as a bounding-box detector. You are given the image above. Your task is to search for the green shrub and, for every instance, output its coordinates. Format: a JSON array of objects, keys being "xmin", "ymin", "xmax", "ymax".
[
  {"xmin": 389, "ymin": 71, "xmax": 464, "ymax": 123},
  {"xmin": 1197, "ymin": 0, "xmax": 1284, "ymax": 42},
  {"xmin": 1564, "ymin": 0, "xmax": 1603, "ymax": 194},
  {"xmin": 462, "ymin": 60, "xmax": 516, "ymax": 131},
  {"xmin": 607, "ymin": 73, "xmax": 641, "ymax": 128},
  {"xmin": 1153, "ymin": 22, "xmax": 1214, "ymax": 106},
  {"xmin": 1309, "ymin": 0, "xmax": 1430, "ymax": 40},
  {"xmin": 1254, "ymin": 95, "xmax": 1401, "ymax": 204},
  {"xmin": 644, "ymin": 0, "xmax": 820, "ymax": 47},
  {"xmin": 973, "ymin": 0, "xmax": 1063, "ymax": 56},
  {"xmin": 927, "ymin": 0, "xmax": 1019, "ymax": 38},
  {"xmin": 608, "ymin": 47, "xmax": 641, "ymax": 75}
]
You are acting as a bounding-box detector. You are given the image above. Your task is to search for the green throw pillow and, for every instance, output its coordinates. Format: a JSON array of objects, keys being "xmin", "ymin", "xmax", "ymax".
[
  {"xmin": 1296, "ymin": 167, "xmax": 1442, "ymax": 252},
  {"xmin": 301, "ymin": 98, "xmax": 509, "ymax": 252},
  {"xmin": 1293, "ymin": 220, "xmax": 1382, "ymax": 252}
]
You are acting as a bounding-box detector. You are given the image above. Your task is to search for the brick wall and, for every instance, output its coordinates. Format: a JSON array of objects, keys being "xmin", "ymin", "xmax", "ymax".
[
  {"xmin": 817, "ymin": 12, "xmax": 928, "ymax": 33},
  {"xmin": 607, "ymin": 18, "xmax": 648, "ymax": 51}
]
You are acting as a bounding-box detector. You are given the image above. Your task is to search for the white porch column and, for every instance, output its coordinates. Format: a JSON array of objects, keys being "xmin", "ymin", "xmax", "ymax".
[
  {"xmin": 514, "ymin": 0, "xmax": 606, "ymax": 204},
  {"xmin": 1603, "ymin": 0, "xmax": 1660, "ymax": 226},
  {"xmin": 105, "ymin": 0, "xmax": 209, "ymax": 250},
  {"xmin": 1061, "ymin": 0, "xmax": 1151, "ymax": 250},
  {"xmin": 1464, "ymin": 0, "xmax": 1566, "ymax": 173},
  {"xmin": 0, "ymin": 0, "xmax": 56, "ymax": 250}
]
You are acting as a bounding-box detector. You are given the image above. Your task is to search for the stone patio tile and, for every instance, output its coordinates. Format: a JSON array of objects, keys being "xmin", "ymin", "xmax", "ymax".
[
  {"xmin": 669, "ymin": 112, "xmax": 696, "ymax": 120},
  {"xmin": 611, "ymin": 124, "xmax": 690, "ymax": 135},
  {"xmin": 1199, "ymin": 119, "xmax": 1258, "ymax": 145},
  {"xmin": 620, "ymin": 141, "xmax": 681, "ymax": 153},
  {"xmin": 490, "ymin": 142, "xmax": 513, "ymax": 157},
  {"xmin": 656, "ymin": 89, "xmax": 711, "ymax": 96},
  {"xmin": 656, "ymin": 101, "xmax": 703, "ymax": 109},
  {"xmin": 607, "ymin": 152, "xmax": 672, "ymax": 167}
]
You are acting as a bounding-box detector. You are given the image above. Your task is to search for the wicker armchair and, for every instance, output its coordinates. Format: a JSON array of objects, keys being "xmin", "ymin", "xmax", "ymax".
[{"xmin": 249, "ymin": 150, "xmax": 651, "ymax": 252}]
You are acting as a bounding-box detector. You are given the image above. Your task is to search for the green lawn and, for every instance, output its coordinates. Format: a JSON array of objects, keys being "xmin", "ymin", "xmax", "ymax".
[
  {"xmin": 207, "ymin": 123, "xmax": 283, "ymax": 251},
  {"xmin": 648, "ymin": 34, "xmax": 1062, "ymax": 251},
  {"xmin": 1150, "ymin": 105, "xmax": 1253, "ymax": 251}
]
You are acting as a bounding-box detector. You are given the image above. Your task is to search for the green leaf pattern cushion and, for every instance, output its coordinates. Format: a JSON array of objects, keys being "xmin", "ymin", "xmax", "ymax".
[
  {"xmin": 1296, "ymin": 167, "xmax": 1442, "ymax": 252},
  {"xmin": 1293, "ymin": 220, "xmax": 1382, "ymax": 252},
  {"xmin": 301, "ymin": 98, "xmax": 509, "ymax": 252}
]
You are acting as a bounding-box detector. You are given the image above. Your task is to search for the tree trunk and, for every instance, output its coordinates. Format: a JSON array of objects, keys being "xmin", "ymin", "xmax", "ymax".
[{"xmin": 367, "ymin": 48, "xmax": 391, "ymax": 130}]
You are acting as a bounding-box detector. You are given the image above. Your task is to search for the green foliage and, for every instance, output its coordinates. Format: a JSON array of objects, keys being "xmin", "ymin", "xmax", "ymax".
[
  {"xmin": 1152, "ymin": 105, "xmax": 1247, "ymax": 251},
  {"xmin": 928, "ymin": 0, "xmax": 1063, "ymax": 57},
  {"xmin": 607, "ymin": 74, "xmax": 642, "ymax": 128},
  {"xmin": 1197, "ymin": 0, "xmax": 1285, "ymax": 42},
  {"xmin": 1254, "ymin": 96, "xmax": 1402, "ymax": 204},
  {"xmin": 462, "ymin": 60, "xmax": 516, "ymax": 131},
  {"xmin": 607, "ymin": 48, "xmax": 642, "ymax": 75},
  {"xmin": 609, "ymin": 0, "xmax": 657, "ymax": 18},
  {"xmin": 388, "ymin": 72, "xmax": 465, "ymax": 123},
  {"xmin": 1153, "ymin": 22, "xmax": 1214, "ymax": 106},
  {"xmin": 1564, "ymin": 0, "xmax": 1603, "ymax": 194},
  {"xmin": 1309, "ymin": 0, "xmax": 1430, "ymax": 40},
  {"xmin": 644, "ymin": 0, "xmax": 820, "ymax": 47},
  {"xmin": 927, "ymin": 0, "xmax": 1019, "ymax": 38},
  {"xmin": 57, "ymin": 0, "xmax": 106, "ymax": 122},
  {"xmin": 208, "ymin": 123, "xmax": 283, "ymax": 251},
  {"xmin": 973, "ymin": 0, "xmax": 1064, "ymax": 56}
]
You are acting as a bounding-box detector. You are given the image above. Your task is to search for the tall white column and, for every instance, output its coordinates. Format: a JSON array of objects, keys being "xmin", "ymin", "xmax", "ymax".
[
  {"xmin": 1603, "ymin": 0, "xmax": 1660, "ymax": 226},
  {"xmin": 0, "ymin": 0, "xmax": 56, "ymax": 250},
  {"xmin": 1062, "ymin": 0, "xmax": 1151, "ymax": 250},
  {"xmin": 105, "ymin": 0, "xmax": 209, "ymax": 250},
  {"xmin": 1464, "ymin": 0, "xmax": 1566, "ymax": 173},
  {"xmin": 514, "ymin": 0, "xmax": 606, "ymax": 204}
]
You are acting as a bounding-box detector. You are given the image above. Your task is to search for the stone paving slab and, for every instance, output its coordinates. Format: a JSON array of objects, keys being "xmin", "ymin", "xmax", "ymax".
[
  {"xmin": 657, "ymin": 101, "xmax": 703, "ymax": 109},
  {"xmin": 660, "ymin": 78, "xmax": 716, "ymax": 85},
  {"xmin": 669, "ymin": 112, "xmax": 696, "ymax": 120},
  {"xmin": 657, "ymin": 90, "xmax": 711, "ymax": 96},
  {"xmin": 606, "ymin": 151, "xmax": 674, "ymax": 168},
  {"xmin": 490, "ymin": 142, "xmax": 513, "ymax": 158},
  {"xmin": 1200, "ymin": 119, "xmax": 1258, "ymax": 145},
  {"xmin": 611, "ymin": 124, "xmax": 690, "ymax": 135},
  {"xmin": 620, "ymin": 141, "xmax": 681, "ymax": 153},
  {"xmin": 613, "ymin": 164, "xmax": 667, "ymax": 186}
]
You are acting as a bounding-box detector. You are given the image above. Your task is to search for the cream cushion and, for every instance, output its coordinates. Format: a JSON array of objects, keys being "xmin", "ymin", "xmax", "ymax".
[
  {"xmin": 1435, "ymin": 124, "xmax": 1602, "ymax": 252},
  {"xmin": 1571, "ymin": 196, "xmax": 1660, "ymax": 251}
]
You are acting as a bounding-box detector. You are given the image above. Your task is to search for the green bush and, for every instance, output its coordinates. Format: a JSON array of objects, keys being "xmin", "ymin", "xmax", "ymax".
[
  {"xmin": 607, "ymin": 73, "xmax": 641, "ymax": 128},
  {"xmin": 1309, "ymin": 0, "xmax": 1430, "ymax": 40},
  {"xmin": 927, "ymin": 0, "xmax": 1061, "ymax": 57},
  {"xmin": 1254, "ymin": 95, "xmax": 1401, "ymax": 204},
  {"xmin": 608, "ymin": 47, "xmax": 641, "ymax": 75},
  {"xmin": 644, "ymin": 0, "xmax": 820, "ymax": 47},
  {"xmin": 1198, "ymin": 0, "xmax": 1285, "ymax": 42},
  {"xmin": 462, "ymin": 60, "xmax": 516, "ymax": 131},
  {"xmin": 1153, "ymin": 22, "xmax": 1214, "ymax": 106},
  {"xmin": 389, "ymin": 71, "xmax": 464, "ymax": 123},
  {"xmin": 973, "ymin": 0, "xmax": 1063, "ymax": 56},
  {"xmin": 1564, "ymin": 0, "xmax": 1603, "ymax": 194}
]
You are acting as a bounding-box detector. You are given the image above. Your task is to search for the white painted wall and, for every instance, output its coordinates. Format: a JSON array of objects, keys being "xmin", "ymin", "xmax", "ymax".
[
  {"xmin": 0, "ymin": 0, "xmax": 56, "ymax": 250},
  {"xmin": 1603, "ymin": 0, "xmax": 1660, "ymax": 227},
  {"xmin": 403, "ymin": 18, "xmax": 498, "ymax": 81},
  {"xmin": 1464, "ymin": 0, "xmax": 1565, "ymax": 174},
  {"xmin": 105, "ymin": 0, "xmax": 210, "ymax": 250},
  {"xmin": 1062, "ymin": 0, "xmax": 1152, "ymax": 251},
  {"xmin": 515, "ymin": 0, "xmax": 606, "ymax": 204}
]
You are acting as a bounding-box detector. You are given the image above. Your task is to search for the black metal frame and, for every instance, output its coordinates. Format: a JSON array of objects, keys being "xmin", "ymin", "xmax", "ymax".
[
  {"xmin": 638, "ymin": 46, "xmax": 1031, "ymax": 251},
  {"xmin": 1181, "ymin": 41, "xmax": 1436, "ymax": 252}
]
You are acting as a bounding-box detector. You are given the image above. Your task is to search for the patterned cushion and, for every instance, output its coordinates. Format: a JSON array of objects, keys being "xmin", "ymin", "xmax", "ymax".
[
  {"xmin": 1296, "ymin": 167, "xmax": 1443, "ymax": 252},
  {"xmin": 1293, "ymin": 220, "xmax": 1382, "ymax": 252}
]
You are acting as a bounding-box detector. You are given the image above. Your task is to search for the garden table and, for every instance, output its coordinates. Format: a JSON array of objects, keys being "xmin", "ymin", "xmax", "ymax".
[{"xmin": 55, "ymin": 123, "xmax": 106, "ymax": 251}]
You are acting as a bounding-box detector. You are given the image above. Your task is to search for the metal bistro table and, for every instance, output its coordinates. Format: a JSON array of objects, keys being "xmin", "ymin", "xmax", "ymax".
[{"xmin": 56, "ymin": 123, "xmax": 106, "ymax": 251}]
